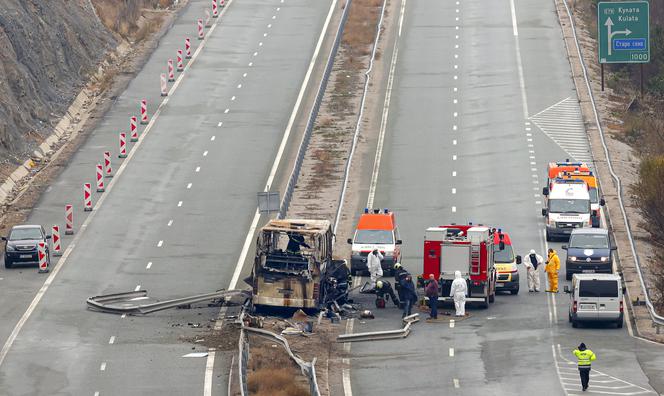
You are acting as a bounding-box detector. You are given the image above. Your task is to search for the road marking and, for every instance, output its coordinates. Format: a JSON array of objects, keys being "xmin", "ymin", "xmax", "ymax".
[
  {"xmin": 203, "ymin": 151, "xmax": 208, "ymax": 156},
  {"xmin": 268, "ymin": 23, "xmax": 272, "ymax": 28},
  {"xmin": 453, "ymin": 87, "xmax": 458, "ymax": 92},
  {"xmin": 100, "ymin": 362, "xmax": 106, "ymax": 371},
  {"xmin": 452, "ymin": 206, "xmax": 457, "ymax": 213},
  {"xmin": 253, "ymin": 51, "xmax": 258, "ymax": 56},
  {"xmin": 452, "ymin": 139, "xmax": 457, "ymax": 145},
  {"xmin": 217, "ymin": 121, "xmax": 222, "ymax": 127},
  {"xmin": 108, "ymin": 336, "xmax": 115, "ymax": 345},
  {"xmin": 196, "ymin": 166, "xmax": 201, "ymax": 172},
  {"xmin": 453, "ymin": 75, "xmax": 458, "ymax": 80},
  {"xmin": 452, "ymin": 188, "xmax": 456, "ymax": 194},
  {"xmin": 453, "ymin": 112, "xmax": 458, "ymax": 117},
  {"xmin": 94, "ymin": 392, "xmax": 99, "ymax": 396},
  {"xmin": 277, "ymin": 7, "xmax": 280, "ymax": 11},
  {"xmin": 453, "ymin": 378, "xmax": 460, "ymax": 388},
  {"xmin": 510, "ymin": 0, "xmax": 529, "ymax": 118},
  {"xmin": 452, "ymin": 171, "xmax": 457, "ymax": 177},
  {"xmin": 237, "ymin": 83, "xmax": 242, "ymax": 88},
  {"xmin": 272, "ymin": 15, "xmax": 276, "ymax": 19},
  {"xmin": 187, "ymin": 183, "xmax": 192, "ymax": 189},
  {"xmin": 178, "ymin": 201, "xmax": 183, "ymax": 207},
  {"xmin": 530, "ymin": 97, "xmax": 591, "ymax": 163},
  {"xmin": 243, "ymin": 72, "xmax": 248, "ymax": 77},
  {"xmin": 248, "ymin": 62, "xmax": 253, "ymax": 67},
  {"xmin": 449, "ymin": 347, "xmax": 454, "ymax": 357},
  {"xmin": 210, "ymin": 136, "xmax": 215, "ymax": 141},
  {"xmin": 453, "ymin": 99, "xmax": 458, "ymax": 103},
  {"xmin": 449, "ymin": 320, "xmax": 455, "ymax": 328},
  {"xmin": 224, "ymin": 108, "xmax": 229, "ymax": 113},
  {"xmin": 453, "ymin": 125, "xmax": 457, "ymax": 131},
  {"xmin": 146, "ymin": 262, "xmax": 152, "ymax": 269},
  {"xmin": 342, "ymin": 318, "xmax": 355, "ymax": 396},
  {"xmin": 259, "ymin": 42, "xmax": 263, "ymax": 47},
  {"xmin": 205, "ymin": 0, "xmax": 340, "ymax": 393},
  {"xmin": 120, "ymin": 314, "xmax": 126, "ymax": 319},
  {"xmin": 168, "ymin": 219, "xmax": 173, "ymax": 226},
  {"xmin": 157, "ymin": 240, "xmax": 163, "ymax": 247},
  {"xmin": 135, "ymin": 285, "xmax": 141, "ymax": 291}
]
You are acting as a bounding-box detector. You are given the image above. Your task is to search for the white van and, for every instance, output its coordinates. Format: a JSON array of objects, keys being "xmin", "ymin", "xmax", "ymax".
[{"xmin": 564, "ymin": 273, "xmax": 624, "ymax": 328}]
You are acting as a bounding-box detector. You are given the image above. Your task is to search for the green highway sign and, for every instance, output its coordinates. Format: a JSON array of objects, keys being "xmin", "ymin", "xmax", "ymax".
[{"xmin": 597, "ymin": 1, "xmax": 650, "ymax": 64}]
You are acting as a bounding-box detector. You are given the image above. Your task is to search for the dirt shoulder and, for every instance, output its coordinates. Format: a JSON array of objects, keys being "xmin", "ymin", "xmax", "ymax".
[{"xmin": 553, "ymin": 0, "xmax": 664, "ymax": 342}]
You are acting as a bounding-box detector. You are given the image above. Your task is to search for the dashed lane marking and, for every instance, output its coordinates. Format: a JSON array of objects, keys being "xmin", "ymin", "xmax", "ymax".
[
  {"xmin": 449, "ymin": 348, "xmax": 454, "ymax": 357},
  {"xmin": 187, "ymin": 183, "xmax": 192, "ymax": 189},
  {"xmin": 453, "ymin": 379, "xmax": 460, "ymax": 388},
  {"xmin": 195, "ymin": 166, "xmax": 201, "ymax": 172},
  {"xmin": 100, "ymin": 362, "xmax": 106, "ymax": 371},
  {"xmin": 146, "ymin": 262, "xmax": 152, "ymax": 270},
  {"xmin": 210, "ymin": 136, "xmax": 215, "ymax": 141},
  {"xmin": 157, "ymin": 240, "xmax": 163, "ymax": 247},
  {"xmin": 203, "ymin": 151, "xmax": 208, "ymax": 156},
  {"xmin": 108, "ymin": 336, "xmax": 115, "ymax": 345},
  {"xmin": 449, "ymin": 320, "xmax": 455, "ymax": 328},
  {"xmin": 178, "ymin": 201, "xmax": 183, "ymax": 207},
  {"xmin": 167, "ymin": 220, "xmax": 173, "ymax": 226},
  {"xmin": 530, "ymin": 97, "xmax": 592, "ymax": 163}
]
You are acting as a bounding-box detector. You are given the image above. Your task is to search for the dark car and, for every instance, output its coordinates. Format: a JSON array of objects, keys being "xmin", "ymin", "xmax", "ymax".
[
  {"xmin": 3, "ymin": 225, "xmax": 50, "ymax": 269},
  {"xmin": 562, "ymin": 228, "xmax": 616, "ymax": 280}
]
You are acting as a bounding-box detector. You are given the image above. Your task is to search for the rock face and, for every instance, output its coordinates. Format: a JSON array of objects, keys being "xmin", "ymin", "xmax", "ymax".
[{"xmin": 0, "ymin": 0, "xmax": 115, "ymax": 159}]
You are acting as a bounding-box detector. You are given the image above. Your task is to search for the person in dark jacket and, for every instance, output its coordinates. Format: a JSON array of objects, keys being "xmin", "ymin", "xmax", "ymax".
[
  {"xmin": 286, "ymin": 232, "xmax": 310, "ymax": 254},
  {"xmin": 375, "ymin": 280, "xmax": 400, "ymax": 307},
  {"xmin": 393, "ymin": 263, "xmax": 409, "ymax": 302},
  {"xmin": 400, "ymin": 274, "xmax": 419, "ymax": 318},
  {"xmin": 424, "ymin": 274, "xmax": 439, "ymax": 319}
]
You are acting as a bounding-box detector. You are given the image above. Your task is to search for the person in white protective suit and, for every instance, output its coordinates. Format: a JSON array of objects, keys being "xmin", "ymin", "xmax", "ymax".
[
  {"xmin": 450, "ymin": 270, "xmax": 467, "ymax": 316},
  {"xmin": 367, "ymin": 249, "xmax": 384, "ymax": 289},
  {"xmin": 524, "ymin": 249, "xmax": 544, "ymax": 292}
]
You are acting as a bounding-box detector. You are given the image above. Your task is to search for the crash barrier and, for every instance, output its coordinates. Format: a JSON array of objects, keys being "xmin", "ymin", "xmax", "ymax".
[
  {"xmin": 168, "ymin": 59, "xmax": 175, "ymax": 82},
  {"xmin": 177, "ymin": 50, "xmax": 184, "ymax": 72},
  {"xmin": 140, "ymin": 99, "xmax": 148, "ymax": 124},
  {"xmin": 240, "ymin": 324, "xmax": 321, "ymax": 396},
  {"xmin": 95, "ymin": 164, "xmax": 104, "ymax": 192},
  {"xmin": 38, "ymin": 242, "xmax": 48, "ymax": 273},
  {"xmin": 205, "ymin": 10, "xmax": 212, "ymax": 27},
  {"xmin": 103, "ymin": 151, "xmax": 112, "ymax": 177},
  {"xmin": 238, "ymin": 312, "xmax": 249, "ymax": 396},
  {"xmin": 52, "ymin": 225, "xmax": 62, "ymax": 256},
  {"xmin": 212, "ymin": 0, "xmax": 219, "ymax": 17},
  {"xmin": 160, "ymin": 73, "xmax": 168, "ymax": 97},
  {"xmin": 65, "ymin": 204, "xmax": 74, "ymax": 235},
  {"xmin": 277, "ymin": 0, "xmax": 353, "ymax": 218},
  {"xmin": 336, "ymin": 316, "xmax": 417, "ymax": 342},
  {"xmin": 333, "ymin": 0, "xmax": 388, "ymax": 234},
  {"xmin": 119, "ymin": 133, "xmax": 127, "ymax": 158},
  {"xmin": 86, "ymin": 289, "xmax": 250, "ymax": 315},
  {"xmin": 198, "ymin": 19, "xmax": 204, "ymax": 40},
  {"xmin": 83, "ymin": 183, "xmax": 92, "ymax": 211},
  {"xmin": 561, "ymin": 0, "xmax": 664, "ymax": 327},
  {"xmin": 185, "ymin": 38, "xmax": 192, "ymax": 58},
  {"xmin": 130, "ymin": 116, "xmax": 138, "ymax": 142}
]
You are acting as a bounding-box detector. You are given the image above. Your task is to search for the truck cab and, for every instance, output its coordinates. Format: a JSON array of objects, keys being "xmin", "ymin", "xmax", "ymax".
[
  {"xmin": 565, "ymin": 273, "xmax": 624, "ymax": 328},
  {"xmin": 542, "ymin": 179, "xmax": 591, "ymax": 241},
  {"xmin": 247, "ymin": 219, "xmax": 349, "ymax": 312},
  {"xmin": 562, "ymin": 228, "xmax": 616, "ymax": 280},
  {"xmin": 348, "ymin": 209, "xmax": 401, "ymax": 275},
  {"xmin": 492, "ymin": 229, "xmax": 521, "ymax": 295}
]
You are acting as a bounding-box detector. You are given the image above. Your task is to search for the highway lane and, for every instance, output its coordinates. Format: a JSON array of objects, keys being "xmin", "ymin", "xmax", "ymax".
[
  {"xmin": 347, "ymin": 0, "xmax": 664, "ymax": 395},
  {"xmin": 0, "ymin": 0, "xmax": 334, "ymax": 394}
]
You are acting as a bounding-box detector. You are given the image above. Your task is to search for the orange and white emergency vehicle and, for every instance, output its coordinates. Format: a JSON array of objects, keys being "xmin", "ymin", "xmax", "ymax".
[
  {"xmin": 348, "ymin": 209, "xmax": 402, "ymax": 275},
  {"xmin": 558, "ymin": 170, "xmax": 605, "ymax": 227},
  {"xmin": 493, "ymin": 229, "xmax": 522, "ymax": 295},
  {"xmin": 421, "ymin": 224, "xmax": 496, "ymax": 308},
  {"xmin": 546, "ymin": 160, "xmax": 590, "ymax": 189}
]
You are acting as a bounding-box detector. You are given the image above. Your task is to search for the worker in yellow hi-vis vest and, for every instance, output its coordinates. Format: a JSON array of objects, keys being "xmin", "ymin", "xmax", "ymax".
[
  {"xmin": 545, "ymin": 248, "xmax": 560, "ymax": 293},
  {"xmin": 573, "ymin": 342, "xmax": 596, "ymax": 391}
]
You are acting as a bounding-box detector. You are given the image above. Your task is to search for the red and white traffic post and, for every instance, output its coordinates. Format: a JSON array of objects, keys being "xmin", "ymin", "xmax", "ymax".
[
  {"xmin": 185, "ymin": 38, "xmax": 192, "ymax": 59},
  {"xmin": 65, "ymin": 204, "xmax": 74, "ymax": 235},
  {"xmin": 96, "ymin": 164, "xmax": 105, "ymax": 193},
  {"xmin": 198, "ymin": 19, "xmax": 204, "ymax": 40},
  {"xmin": 160, "ymin": 73, "xmax": 168, "ymax": 97},
  {"xmin": 51, "ymin": 225, "xmax": 62, "ymax": 256},
  {"xmin": 212, "ymin": 0, "xmax": 219, "ymax": 17},
  {"xmin": 205, "ymin": 10, "xmax": 211, "ymax": 27},
  {"xmin": 83, "ymin": 183, "xmax": 92, "ymax": 211},
  {"xmin": 220, "ymin": 0, "xmax": 225, "ymax": 7},
  {"xmin": 140, "ymin": 99, "xmax": 148, "ymax": 124},
  {"xmin": 103, "ymin": 151, "xmax": 112, "ymax": 177},
  {"xmin": 177, "ymin": 49, "xmax": 184, "ymax": 72},
  {"xmin": 168, "ymin": 59, "xmax": 175, "ymax": 82},
  {"xmin": 130, "ymin": 116, "xmax": 138, "ymax": 142},
  {"xmin": 37, "ymin": 241, "xmax": 49, "ymax": 273},
  {"xmin": 119, "ymin": 132, "xmax": 127, "ymax": 158}
]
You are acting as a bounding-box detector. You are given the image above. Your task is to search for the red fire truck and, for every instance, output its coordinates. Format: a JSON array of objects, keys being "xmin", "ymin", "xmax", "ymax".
[{"xmin": 422, "ymin": 224, "xmax": 497, "ymax": 308}]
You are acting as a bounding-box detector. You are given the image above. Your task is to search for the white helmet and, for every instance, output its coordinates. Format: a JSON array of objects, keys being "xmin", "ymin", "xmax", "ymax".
[{"xmin": 530, "ymin": 249, "xmax": 536, "ymax": 255}]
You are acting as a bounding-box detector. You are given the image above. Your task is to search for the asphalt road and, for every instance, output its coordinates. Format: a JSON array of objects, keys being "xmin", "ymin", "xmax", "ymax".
[
  {"xmin": 0, "ymin": 0, "xmax": 334, "ymax": 394},
  {"xmin": 347, "ymin": 0, "xmax": 664, "ymax": 395}
]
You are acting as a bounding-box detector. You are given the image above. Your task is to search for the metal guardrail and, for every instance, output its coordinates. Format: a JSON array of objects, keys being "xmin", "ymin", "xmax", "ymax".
[
  {"xmin": 333, "ymin": 0, "xmax": 388, "ymax": 235},
  {"xmin": 278, "ymin": 0, "xmax": 353, "ymax": 219},
  {"xmin": 561, "ymin": 0, "xmax": 664, "ymax": 326},
  {"xmin": 86, "ymin": 289, "xmax": 250, "ymax": 315},
  {"xmin": 238, "ymin": 327, "xmax": 249, "ymax": 396}
]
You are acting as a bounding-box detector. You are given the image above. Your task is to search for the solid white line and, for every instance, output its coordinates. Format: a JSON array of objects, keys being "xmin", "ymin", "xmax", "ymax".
[
  {"xmin": 108, "ymin": 336, "xmax": 115, "ymax": 345},
  {"xmin": 342, "ymin": 319, "xmax": 354, "ymax": 396},
  {"xmin": 398, "ymin": 0, "xmax": 406, "ymax": 37},
  {"xmin": 510, "ymin": 0, "xmax": 529, "ymax": 119},
  {"xmin": 204, "ymin": 1, "xmax": 339, "ymax": 393},
  {"xmin": 203, "ymin": 349, "xmax": 216, "ymax": 396},
  {"xmin": 146, "ymin": 262, "xmax": 152, "ymax": 270},
  {"xmin": 253, "ymin": 51, "xmax": 258, "ymax": 56},
  {"xmin": 100, "ymin": 362, "xmax": 106, "ymax": 371}
]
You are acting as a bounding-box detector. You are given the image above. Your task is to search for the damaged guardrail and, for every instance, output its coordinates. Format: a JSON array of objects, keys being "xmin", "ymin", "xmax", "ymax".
[
  {"xmin": 86, "ymin": 289, "xmax": 250, "ymax": 315},
  {"xmin": 336, "ymin": 314, "xmax": 418, "ymax": 343}
]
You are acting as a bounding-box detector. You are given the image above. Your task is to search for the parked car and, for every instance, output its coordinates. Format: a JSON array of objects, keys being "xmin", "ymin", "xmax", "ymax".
[
  {"xmin": 3, "ymin": 225, "xmax": 50, "ymax": 269},
  {"xmin": 562, "ymin": 228, "xmax": 616, "ymax": 280},
  {"xmin": 565, "ymin": 273, "xmax": 624, "ymax": 328}
]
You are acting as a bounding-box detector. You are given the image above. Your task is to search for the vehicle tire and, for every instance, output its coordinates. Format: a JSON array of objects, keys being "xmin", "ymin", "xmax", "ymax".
[
  {"xmin": 616, "ymin": 319, "xmax": 623, "ymax": 329},
  {"xmin": 4, "ymin": 259, "xmax": 12, "ymax": 269},
  {"xmin": 510, "ymin": 288, "xmax": 519, "ymax": 295},
  {"xmin": 489, "ymin": 292, "xmax": 495, "ymax": 303},
  {"xmin": 566, "ymin": 271, "xmax": 572, "ymax": 281},
  {"xmin": 572, "ymin": 319, "xmax": 579, "ymax": 328},
  {"xmin": 545, "ymin": 230, "xmax": 552, "ymax": 242},
  {"xmin": 568, "ymin": 312, "xmax": 572, "ymax": 323},
  {"xmin": 481, "ymin": 296, "xmax": 489, "ymax": 309}
]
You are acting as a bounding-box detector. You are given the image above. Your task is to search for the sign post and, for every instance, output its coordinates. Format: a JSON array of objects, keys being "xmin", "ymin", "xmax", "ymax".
[{"xmin": 597, "ymin": 1, "xmax": 650, "ymax": 92}]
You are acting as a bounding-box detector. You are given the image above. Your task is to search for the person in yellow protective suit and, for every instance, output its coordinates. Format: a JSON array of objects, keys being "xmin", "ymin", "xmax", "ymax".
[{"xmin": 545, "ymin": 248, "xmax": 560, "ymax": 293}]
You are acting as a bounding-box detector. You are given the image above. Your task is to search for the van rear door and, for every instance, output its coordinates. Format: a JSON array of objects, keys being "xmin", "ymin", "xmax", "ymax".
[{"xmin": 577, "ymin": 280, "xmax": 599, "ymax": 320}]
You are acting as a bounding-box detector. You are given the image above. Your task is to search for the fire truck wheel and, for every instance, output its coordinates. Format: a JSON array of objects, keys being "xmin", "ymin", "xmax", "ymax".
[
  {"xmin": 489, "ymin": 292, "xmax": 495, "ymax": 303},
  {"xmin": 480, "ymin": 296, "xmax": 489, "ymax": 309}
]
